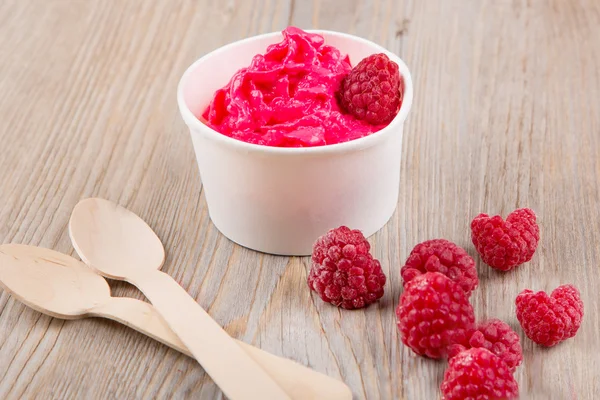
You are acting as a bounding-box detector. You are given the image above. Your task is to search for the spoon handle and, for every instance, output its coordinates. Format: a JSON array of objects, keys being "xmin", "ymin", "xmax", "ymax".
[
  {"xmin": 93, "ymin": 297, "xmax": 351, "ymax": 400},
  {"xmin": 91, "ymin": 297, "xmax": 190, "ymax": 356},
  {"xmin": 126, "ymin": 270, "xmax": 291, "ymax": 400}
]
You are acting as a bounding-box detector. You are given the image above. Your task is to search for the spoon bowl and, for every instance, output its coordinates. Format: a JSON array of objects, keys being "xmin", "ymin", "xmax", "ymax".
[
  {"xmin": 0, "ymin": 244, "xmax": 109, "ymax": 319},
  {"xmin": 70, "ymin": 198, "xmax": 165, "ymax": 279}
]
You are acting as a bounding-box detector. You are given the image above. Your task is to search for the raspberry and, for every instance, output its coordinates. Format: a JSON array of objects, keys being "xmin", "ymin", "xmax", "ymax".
[
  {"xmin": 515, "ymin": 284, "xmax": 584, "ymax": 347},
  {"xmin": 401, "ymin": 239, "xmax": 478, "ymax": 297},
  {"xmin": 396, "ymin": 272, "xmax": 475, "ymax": 359},
  {"xmin": 471, "ymin": 208, "xmax": 540, "ymax": 271},
  {"xmin": 449, "ymin": 319, "xmax": 523, "ymax": 372},
  {"xmin": 337, "ymin": 53, "xmax": 402, "ymax": 125},
  {"xmin": 441, "ymin": 348, "xmax": 519, "ymax": 400},
  {"xmin": 308, "ymin": 226, "xmax": 386, "ymax": 309}
]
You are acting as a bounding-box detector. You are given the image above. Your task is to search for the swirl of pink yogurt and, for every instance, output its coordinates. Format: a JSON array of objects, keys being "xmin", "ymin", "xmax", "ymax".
[{"xmin": 201, "ymin": 27, "xmax": 387, "ymax": 148}]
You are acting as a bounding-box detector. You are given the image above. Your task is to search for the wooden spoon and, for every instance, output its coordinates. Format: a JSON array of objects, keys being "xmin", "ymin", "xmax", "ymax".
[
  {"xmin": 68, "ymin": 198, "xmax": 293, "ymax": 400},
  {"xmin": 0, "ymin": 244, "xmax": 351, "ymax": 400}
]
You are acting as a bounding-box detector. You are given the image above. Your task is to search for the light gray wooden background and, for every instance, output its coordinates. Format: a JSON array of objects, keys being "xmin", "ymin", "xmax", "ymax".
[{"xmin": 0, "ymin": 0, "xmax": 599, "ymax": 399}]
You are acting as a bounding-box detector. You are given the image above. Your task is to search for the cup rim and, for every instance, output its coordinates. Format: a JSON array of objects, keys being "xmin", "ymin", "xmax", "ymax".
[{"xmin": 177, "ymin": 29, "xmax": 413, "ymax": 155}]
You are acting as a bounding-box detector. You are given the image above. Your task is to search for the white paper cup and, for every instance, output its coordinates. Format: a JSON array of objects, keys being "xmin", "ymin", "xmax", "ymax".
[{"xmin": 177, "ymin": 30, "xmax": 413, "ymax": 256}]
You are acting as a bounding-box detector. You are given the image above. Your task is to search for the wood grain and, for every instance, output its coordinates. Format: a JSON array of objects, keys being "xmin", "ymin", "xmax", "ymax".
[{"xmin": 0, "ymin": 0, "xmax": 599, "ymax": 398}]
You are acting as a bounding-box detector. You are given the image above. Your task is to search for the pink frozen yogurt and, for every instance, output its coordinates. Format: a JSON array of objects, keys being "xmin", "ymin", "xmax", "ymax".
[{"xmin": 201, "ymin": 27, "xmax": 388, "ymax": 148}]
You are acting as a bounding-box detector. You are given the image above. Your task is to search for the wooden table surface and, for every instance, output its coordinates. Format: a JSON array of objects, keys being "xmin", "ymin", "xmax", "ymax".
[{"xmin": 1, "ymin": 0, "xmax": 599, "ymax": 399}]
